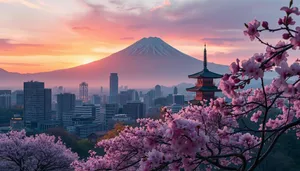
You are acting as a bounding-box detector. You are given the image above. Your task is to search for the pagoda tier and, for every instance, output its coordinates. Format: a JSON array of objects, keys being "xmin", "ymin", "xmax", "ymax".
[
  {"xmin": 186, "ymin": 85, "xmax": 221, "ymax": 92},
  {"xmin": 186, "ymin": 44, "xmax": 223, "ymax": 102},
  {"xmin": 188, "ymin": 68, "xmax": 223, "ymax": 79}
]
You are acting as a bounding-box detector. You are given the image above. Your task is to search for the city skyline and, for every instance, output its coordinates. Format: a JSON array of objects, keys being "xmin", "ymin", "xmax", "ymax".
[{"xmin": 0, "ymin": 0, "xmax": 294, "ymax": 73}]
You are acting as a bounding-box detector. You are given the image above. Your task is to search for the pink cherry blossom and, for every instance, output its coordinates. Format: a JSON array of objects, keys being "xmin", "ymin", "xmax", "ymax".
[
  {"xmin": 244, "ymin": 20, "xmax": 260, "ymax": 41},
  {"xmin": 280, "ymin": 6, "xmax": 300, "ymax": 15},
  {"xmin": 275, "ymin": 61, "xmax": 293, "ymax": 79},
  {"xmin": 230, "ymin": 61, "xmax": 240, "ymax": 74},
  {"xmin": 253, "ymin": 53, "xmax": 265, "ymax": 63},
  {"xmin": 291, "ymin": 27, "xmax": 300, "ymax": 49},
  {"xmin": 72, "ymin": 2, "xmax": 300, "ymax": 171},
  {"xmin": 251, "ymin": 111, "xmax": 262, "ymax": 123},
  {"xmin": 0, "ymin": 130, "xmax": 78, "ymax": 171}
]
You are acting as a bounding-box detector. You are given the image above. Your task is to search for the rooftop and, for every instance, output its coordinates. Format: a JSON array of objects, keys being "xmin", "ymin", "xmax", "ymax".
[
  {"xmin": 186, "ymin": 85, "xmax": 221, "ymax": 92},
  {"xmin": 188, "ymin": 68, "xmax": 223, "ymax": 79}
]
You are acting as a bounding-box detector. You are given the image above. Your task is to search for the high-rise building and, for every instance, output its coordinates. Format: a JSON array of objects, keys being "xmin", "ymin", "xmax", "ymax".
[
  {"xmin": 109, "ymin": 73, "xmax": 118, "ymax": 104},
  {"xmin": 24, "ymin": 81, "xmax": 45, "ymax": 128},
  {"xmin": 123, "ymin": 102, "xmax": 146, "ymax": 120},
  {"xmin": 167, "ymin": 94, "xmax": 173, "ymax": 104},
  {"xmin": 154, "ymin": 97, "xmax": 168, "ymax": 107},
  {"xmin": 144, "ymin": 89, "xmax": 155, "ymax": 110},
  {"xmin": 16, "ymin": 93, "xmax": 24, "ymax": 107},
  {"xmin": 174, "ymin": 94, "xmax": 185, "ymax": 105},
  {"xmin": 105, "ymin": 104, "xmax": 119, "ymax": 130},
  {"xmin": 44, "ymin": 89, "xmax": 52, "ymax": 120},
  {"xmin": 102, "ymin": 95, "xmax": 107, "ymax": 104},
  {"xmin": 11, "ymin": 90, "xmax": 23, "ymax": 107},
  {"xmin": 91, "ymin": 94, "xmax": 101, "ymax": 105},
  {"xmin": 0, "ymin": 90, "xmax": 11, "ymax": 109},
  {"xmin": 173, "ymin": 87, "xmax": 178, "ymax": 95},
  {"xmin": 79, "ymin": 82, "xmax": 88, "ymax": 103},
  {"xmin": 119, "ymin": 89, "xmax": 139, "ymax": 106},
  {"xmin": 155, "ymin": 85, "xmax": 162, "ymax": 98},
  {"xmin": 100, "ymin": 86, "xmax": 103, "ymax": 95},
  {"xmin": 57, "ymin": 93, "xmax": 75, "ymax": 126}
]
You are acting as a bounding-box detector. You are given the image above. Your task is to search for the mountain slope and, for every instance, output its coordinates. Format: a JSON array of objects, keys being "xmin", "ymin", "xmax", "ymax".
[{"xmin": 0, "ymin": 37, "xmax": 229, "ymax": 88}]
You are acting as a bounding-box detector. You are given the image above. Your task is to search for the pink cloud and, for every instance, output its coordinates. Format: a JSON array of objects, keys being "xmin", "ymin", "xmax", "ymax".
[{"xmin": 150, "ymin": 0, "xmax": 171, "ymax": 11}]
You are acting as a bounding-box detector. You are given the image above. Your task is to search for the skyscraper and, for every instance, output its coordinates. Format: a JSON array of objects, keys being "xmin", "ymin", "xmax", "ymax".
[
  {"xmin": 155, "ymin": 85, "xmax": 162, "ymax": 98},
  {"xmin": 79, "ymin": 82, "xmax": 89, "ymax": 103},
  {"xmin": 57, "ymin": 93, "xmax": 75, "ymax": 126},
  {"xmin": 100, "ymin": 86, "xmax": 103, "ymax": 95},
  {"xmin": 0, "ymin": 90, "xmax": 11, "ymax": 109},
  {"xmin": 123, "ymin": 102, "xmax": 146, "ymax": 120},
  {"xmin": 173, "ymin": 86, "xmax": 178, "ymax": 95},
  {"xmin": 44, "ymin": 89, "xmax": 52, "ymax": 120},
  {"xmin": 24, "ymin": 81, "xmax": 45, "ymax": 128},
  {"xmin": 109, "ymin": 73, "xmax": 118, "ymax": 103},
  {"xmin": 174, "ymin": 94, "xmax": 185, "ymax": 105}
]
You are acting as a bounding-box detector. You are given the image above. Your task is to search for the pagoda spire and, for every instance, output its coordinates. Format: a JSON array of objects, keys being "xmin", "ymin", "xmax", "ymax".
[{"xmin": 204, "ymin": 44, "xmax": 207, "ymax": 70}]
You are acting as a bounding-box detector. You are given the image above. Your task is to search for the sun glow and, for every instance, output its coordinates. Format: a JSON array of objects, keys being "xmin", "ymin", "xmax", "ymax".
[{"xmin": 82, "ymin": 58, "xmax": 94, "ymax": 65}]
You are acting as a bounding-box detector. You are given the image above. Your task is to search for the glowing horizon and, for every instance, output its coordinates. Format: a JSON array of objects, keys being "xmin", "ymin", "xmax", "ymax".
[{"xmin": 0, "ymin": 0, "xmax": 297, "ymax": 73}]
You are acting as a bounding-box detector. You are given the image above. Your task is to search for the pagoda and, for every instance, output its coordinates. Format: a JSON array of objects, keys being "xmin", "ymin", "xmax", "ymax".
[{"xmin": 186, "ymin": 45, "xmax": 223, "ymax": 104}]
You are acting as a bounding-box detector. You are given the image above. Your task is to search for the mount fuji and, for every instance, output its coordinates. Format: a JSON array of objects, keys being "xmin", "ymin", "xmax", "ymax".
[{"xmin": 0, "ymin": 37, "xmax": 229, "ymax": 88}]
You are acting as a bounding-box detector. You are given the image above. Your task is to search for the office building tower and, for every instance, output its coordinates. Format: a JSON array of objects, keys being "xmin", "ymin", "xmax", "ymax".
[
  {"xmin": 24, "ymin": 81, "xmax": 45, "ymax": 128},
  {"xmin": 57, "ymin": 93, "xmax": 75, "ymax": 126},
  {"xmin": 102, "ymin": 95, "xmax": 107, "ymax": 104},
  {"xmin": 167, "ymin": 94, "xmax": 173, "ymax": 104},
  {"xmin": 91, "ymin": 94, "xmax": 101, "ymax": 105},
  {"xmin": 173, "ymin": 86, "xmax": 178, "ymax": 95},
  {"xmin": 0, "ymin": 90, "xmax": 11, "ymax": 109},
  {"xmin": 155, "ymin": 85, "xmax": 162, "ymax": 98},
  {"xmin": 100, "ymin": 86, "xmax": 103, "ymax": 95},
  {"xmin": 109, "ymin": 73, "xmax": 118, "ymax": 103},
  {"xmin": 73, "ymin": 104, "xmax": 96, "ymax": 118},
  {"xmin": 119, "ymin": 89, "xmax": 139, "ymax": 106},
  {"xmin": 144, "ymin": 89, "xmax": 155, "ymax": 110},
  {"xmin": 154, "ymin": 97, "xmax": 168, "ymax": 107},
  {"xmin": 79, "ymin": 82, "xmax": 89, "ymax": 103},
  {"xmin": 174, "ymin": 94, "xmax": 185, "ymax": 105},
  {"xmin": 44, "ymin": 89, "xmax": 52, "ymax": 120},
  {"xmin": 123, "ymin": 102, "xmax": 146, "ymax": 120},
  {"xmin": 11, "ymin": 90, "xmax": 23, "ymax": 107},
  {"xmin": 16, "ymin": 91, "xmax": 24, "ymax": 107},
  {"xmin": 105, "ymin": 104, "xmax": 119, "ymax": 129}
]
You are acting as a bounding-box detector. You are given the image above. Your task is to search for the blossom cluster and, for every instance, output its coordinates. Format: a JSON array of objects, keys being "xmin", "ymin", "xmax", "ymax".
[
  {"xmin": 73, "ymin": 1, "xmax": 300, "ymax": 171},
  {"xmin": 0, "ymin": 130, "xmax": 78, "ymax": 171}
]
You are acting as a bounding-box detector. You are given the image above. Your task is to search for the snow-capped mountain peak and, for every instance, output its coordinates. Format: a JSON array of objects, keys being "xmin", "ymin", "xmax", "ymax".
[{"xmin": 122, "ymin": 37, "xmax": 187, "ymax": 57}]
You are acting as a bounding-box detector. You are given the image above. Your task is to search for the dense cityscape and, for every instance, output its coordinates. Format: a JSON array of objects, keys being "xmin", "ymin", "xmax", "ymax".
[
  {"xmin": 0, "ymin": 46, "xmax": 222, "ymax": 146},
  {"xmin": 0, "ymin": 71, "xmax": 195, "ymax": 137}
]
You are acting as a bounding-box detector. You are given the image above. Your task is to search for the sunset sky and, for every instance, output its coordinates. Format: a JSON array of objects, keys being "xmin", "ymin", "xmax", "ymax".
[{"xmin": 0, "ymin": 0, "xmax": 298, "ymax": 73}]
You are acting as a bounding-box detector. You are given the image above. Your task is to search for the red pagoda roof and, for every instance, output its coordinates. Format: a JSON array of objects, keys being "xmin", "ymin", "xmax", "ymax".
[
  {"xmin": 188, "ymin": 68, "xmax": 223, "ymax": 79},
  {"xmin": 186, "ymin": 85, "xmax": 221, "ymax": 92}
]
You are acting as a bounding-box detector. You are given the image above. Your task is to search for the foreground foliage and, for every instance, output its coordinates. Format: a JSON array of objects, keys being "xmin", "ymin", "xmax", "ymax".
[
  {"xmin": 0, "ymin": 130, "xmax": 78, "ymax": 171},
  {"xmin": 73, "ymin": 1, "xmax": 300, "ymax": 171}
]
